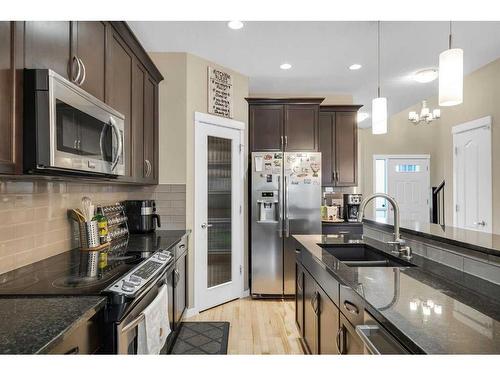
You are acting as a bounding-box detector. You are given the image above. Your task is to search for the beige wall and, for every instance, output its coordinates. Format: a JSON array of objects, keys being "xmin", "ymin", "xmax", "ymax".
[
  {"xmin": 185, "ymin": 54, "xmax": 249, "ymax": 307},
  {"xmin": 149, "ymin": 53, "xmax": 187, "ymax": 185},
  {"xmin": 150, "ymin": 52, "xmax": 250, "ymax": 308},
  {"xmin": 360, "ymin": 58, "xmax": 500, "ymax": 233}
]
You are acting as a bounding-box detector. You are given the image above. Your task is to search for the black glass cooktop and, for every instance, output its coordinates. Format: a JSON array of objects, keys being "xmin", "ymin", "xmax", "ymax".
[{"xmin": 0, "ymin": 238, "xmax": 145, "ymax": 296}]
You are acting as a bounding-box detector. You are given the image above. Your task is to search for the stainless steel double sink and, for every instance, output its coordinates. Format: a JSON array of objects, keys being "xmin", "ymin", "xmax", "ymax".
[{"xmin": 319, "ymin": 244, "xmax": 415, "ymax": 268}]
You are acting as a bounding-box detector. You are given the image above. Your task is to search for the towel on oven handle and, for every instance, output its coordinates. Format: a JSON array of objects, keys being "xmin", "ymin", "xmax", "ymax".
[{"xmin": 137, "ymin": 285, "xmax": 171, "ymax": 354}]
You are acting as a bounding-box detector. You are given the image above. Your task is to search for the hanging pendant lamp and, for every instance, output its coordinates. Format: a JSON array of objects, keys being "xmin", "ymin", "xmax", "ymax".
[
  {"xmin": 372, "ymin": 21, "xmax": 387, "ymax": 135},
  {"xmin": 439, "ymin": 21, "xmax": 463, "ymax": 106}
]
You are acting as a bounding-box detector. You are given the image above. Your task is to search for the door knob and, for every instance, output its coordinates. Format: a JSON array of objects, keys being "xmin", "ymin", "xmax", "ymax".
[{"xmin": 201, "ymin": 223, "xmax": 213, "ymax": 229}]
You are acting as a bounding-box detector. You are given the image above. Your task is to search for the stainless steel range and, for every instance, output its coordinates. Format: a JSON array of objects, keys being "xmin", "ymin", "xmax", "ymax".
[{"xmin": 0, "ymin": 233, "xmax": 188, "ymax": 354}]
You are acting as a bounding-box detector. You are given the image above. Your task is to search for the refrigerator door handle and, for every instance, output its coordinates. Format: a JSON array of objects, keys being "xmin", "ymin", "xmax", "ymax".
[
  {"xmin": 278, "ymin": 175, "xmax": 282, "ymax": 237},
  {"xmin": 285, "ymin": 175, "xmax": 290, "ymax": 237}
]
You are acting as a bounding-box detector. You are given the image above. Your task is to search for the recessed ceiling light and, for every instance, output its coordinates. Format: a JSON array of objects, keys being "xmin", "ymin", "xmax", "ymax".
[
  {"xmin": 227, "ymin": 21, "xmax": 244, "ymax": 30},
  {"xmin": 280, "ymin": 63, "xmax": 292, "ymax": 70},
  {"xmin": 357, "ymin": 112, "xmax": 370, "ymax": 123},
  {"xmin": 413, "ymin": 68, "xmax": 439, "ymax": 83},
  {"xmin": 349, "ymin": 64, "xmax": 362, "ymax": 70}
]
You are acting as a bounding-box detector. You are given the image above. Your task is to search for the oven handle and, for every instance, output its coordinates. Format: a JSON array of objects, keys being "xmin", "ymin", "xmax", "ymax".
[
  {"xmin": 121, "ymin": 313, "xmax": 145, "ymax": 334},
  {"xmin": 109, "ymin": 117, "xmax": 122, "ymax": 171}
]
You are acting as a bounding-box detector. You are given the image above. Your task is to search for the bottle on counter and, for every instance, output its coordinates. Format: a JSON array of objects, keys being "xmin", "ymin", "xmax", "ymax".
[{"xmin": 93, "ymin": 207, "xmax": 110, "ymax": 244}]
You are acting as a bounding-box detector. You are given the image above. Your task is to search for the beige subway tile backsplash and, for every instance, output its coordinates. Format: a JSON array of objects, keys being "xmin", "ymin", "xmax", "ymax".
[{"xmin": 0, "ymin": 180, "xmax": 186, "ymax": 275}]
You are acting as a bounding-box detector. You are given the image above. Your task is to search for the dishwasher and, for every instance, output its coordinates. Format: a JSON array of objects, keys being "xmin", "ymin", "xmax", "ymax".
[{"xmin": 355, "ymin": 311, "xmax": 409, "ymax": 354}]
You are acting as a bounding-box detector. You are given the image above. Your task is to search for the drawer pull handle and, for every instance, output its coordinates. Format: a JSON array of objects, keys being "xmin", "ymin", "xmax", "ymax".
[{"xmin": 343, "ymin": 300, "xmax": 359, "ymax": 315}]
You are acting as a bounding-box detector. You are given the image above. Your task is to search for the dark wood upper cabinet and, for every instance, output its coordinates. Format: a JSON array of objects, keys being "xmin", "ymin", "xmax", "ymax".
[
  {"xmin": 247, "ymin": 98, "xmax": 323, "ymax": 152},
  {"xmin": 0, "ymin": 22, "xmax": 23, "ymax": 174},
  {"xmin": 249, "ymin": 104, "xmax": 283, "ymax": 151},
  {"xmin": 284, "ymin": 104, "xmax": 318, "ymax": 151},
  {"xmin": 24, "ymin": 22, "xmax": 72, "ymax": 80},
  {"xmin": 1, "ymin": 21, "xmax": 163, "ymax": 183},
  {"xmin": 335, "ymin": 111, "xmax": 358, "ymax": 186},
  {"xmin": 106, "ymin": 28, "xmax": 134, "ymax": 178},
  {"xmin": 74, "ymin": 21, "xmax": 106, "ymax": 101},
  {"xmin": 0, "ymin": 22, "xmax": 15, "ymax": 173},
  {"xmin": 319, "ymin": 112, "xmax": 334, "ymax": 185},
  {"xmin": 319, "ymin": 105, "xmax": 362, "ymax": 187},
  {"xmin": 132, "ymin": 61, "xmax": 145, "ymax": 182},
  {"xmin": 143, "ymin": 75, "xmax": 158, "ymax": 183}
]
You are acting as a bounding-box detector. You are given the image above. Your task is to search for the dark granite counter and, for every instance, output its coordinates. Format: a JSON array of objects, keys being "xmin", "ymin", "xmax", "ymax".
[
  {"xmin": 0, "ymin": 296, "xmax": 106, "ymax": 354},
  {"xmin": 294, "ymin": 234, "xmax": 500, "ymax": 354},
  {"xmin": 364, "ymin": 218, "xmax": 500, "ymax": 258}
]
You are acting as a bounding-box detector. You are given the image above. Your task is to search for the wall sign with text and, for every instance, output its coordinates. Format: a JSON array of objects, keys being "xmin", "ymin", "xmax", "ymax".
[{"xmin": 208, "ymin": 66, "xmax": 233, "ymax": 118}]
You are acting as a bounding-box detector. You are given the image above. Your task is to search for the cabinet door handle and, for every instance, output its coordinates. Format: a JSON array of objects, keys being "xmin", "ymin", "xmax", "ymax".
[
  {"xmin": 77, "ymin": 57, "xmax": 86, "ymax": 85},
  {"xmin": 144, "ymin": 159, "xmax": 152, "ymax": 177},
  {"xmin": 70, "ymin": 55, "xmax": 81, "ymax": 84},
  {"xmin": 281, "ymin": 136, "xmax": 284, "ymax": 148},
  {"xmin": 284, "ymin": 135, "xmax": 288, "ymax": 147},
  {"xmin": 64, "ymin": 346, "xmax": 80, "ymax": 355},
  {"xmin": 343, "ymin": 300, "xmax": 360, "ymax": 315},
  {"xmin": 336, "ymin": 327, "xmax": 345, "ymax": 354}
]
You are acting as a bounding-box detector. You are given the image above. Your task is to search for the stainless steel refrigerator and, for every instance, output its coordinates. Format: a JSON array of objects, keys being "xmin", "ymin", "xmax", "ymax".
[{"xmin": 251, "ymin": 151, "xmax": 321, "ymax": 297}]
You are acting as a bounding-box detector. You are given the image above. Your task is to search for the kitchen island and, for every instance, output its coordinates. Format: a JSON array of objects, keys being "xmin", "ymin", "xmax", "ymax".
[{"xmin": 293, "ymin": 233, "xmax": 500, "ymax": 354}]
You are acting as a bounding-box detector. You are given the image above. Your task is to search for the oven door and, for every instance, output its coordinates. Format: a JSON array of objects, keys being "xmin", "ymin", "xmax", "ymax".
[
  {"xmin": 49, "ymin": 71, "xmax": 125, "ymax": 176},
  {"xmin": 115, "ymin": 266, "xmax": 174, "ymax": 354}
]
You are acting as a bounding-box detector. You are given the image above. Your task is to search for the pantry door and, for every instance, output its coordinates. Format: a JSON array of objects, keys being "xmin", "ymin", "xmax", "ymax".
[{"xmin": 194, "ymin": 112, "xmax": 244, "ymax": 312}]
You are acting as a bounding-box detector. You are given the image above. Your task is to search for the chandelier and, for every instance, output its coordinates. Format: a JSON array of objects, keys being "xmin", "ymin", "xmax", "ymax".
[{"xmin": 408, "ymin": 100, "xmax": 441, "ymax": 124}]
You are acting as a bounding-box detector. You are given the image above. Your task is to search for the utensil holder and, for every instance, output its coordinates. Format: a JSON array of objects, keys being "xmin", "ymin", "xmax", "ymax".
[{"xmin": 79, "ymin": 220, "xmax": 100, "ymax": 249}]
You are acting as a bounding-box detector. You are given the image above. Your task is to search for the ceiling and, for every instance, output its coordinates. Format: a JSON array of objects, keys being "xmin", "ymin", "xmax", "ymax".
[{"xmin": 128, "ymin": 21, "xmax": 500, "ymax": 128}]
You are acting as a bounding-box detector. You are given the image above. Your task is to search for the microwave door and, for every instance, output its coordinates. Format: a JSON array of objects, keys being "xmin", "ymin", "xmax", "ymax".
[{"xmin": 109, "ymin": 117, "xmax": 123, "ymax": 172}]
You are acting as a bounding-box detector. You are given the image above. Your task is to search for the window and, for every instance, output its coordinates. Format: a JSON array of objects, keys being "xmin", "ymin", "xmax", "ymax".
[
  {"xmin": 375, "ymin": 159, "xmax": 387, "ymax": 219},
  {"xmin": 395, "ymin": 164, "xmax": 421, "ymax": 173}
]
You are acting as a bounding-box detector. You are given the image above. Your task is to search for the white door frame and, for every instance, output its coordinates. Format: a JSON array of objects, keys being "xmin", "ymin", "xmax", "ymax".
[
  {"xmin": 372, "ymin": 154, "xmax": 431, "ymax": 220},
  {"xmin": 452, "ymin": 116, "xmax": 492, "ymax": 232},
  {"xmin": 193, "ymin": 112, "xmax": 245, "ymax": 314}
]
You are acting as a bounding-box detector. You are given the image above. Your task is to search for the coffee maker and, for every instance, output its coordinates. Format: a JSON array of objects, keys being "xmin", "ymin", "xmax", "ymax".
[
  {"xmin": 343, "ymin": 194, "xmax": 363, "ymax": 222},
  {"xmin": 123, "ymin": 200, "xmax": 161, "ymax": 234}
]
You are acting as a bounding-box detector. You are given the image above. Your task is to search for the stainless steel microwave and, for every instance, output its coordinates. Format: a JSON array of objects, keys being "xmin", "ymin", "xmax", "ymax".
[{"xmin": 24, "ymin": 69, "xmax": 126, "ymax": 177}]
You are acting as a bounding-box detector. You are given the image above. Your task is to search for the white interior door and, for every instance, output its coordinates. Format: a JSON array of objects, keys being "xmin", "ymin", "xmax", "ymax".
[
  {"xmin": 194, "ymin": 113, "xmax": 244, "ymax": 312},
  {"xmin": 453, "ymin": 116, "xmax": 492, "ymax": 233},
  {"xmin": 387, "ymin": 157, "xmax": 430, "ymax": 223}
]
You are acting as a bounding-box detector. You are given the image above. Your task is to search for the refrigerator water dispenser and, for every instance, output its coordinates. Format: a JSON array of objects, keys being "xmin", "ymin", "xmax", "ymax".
[{"xmin": 257, "ymin": 191, "xmax": 278, "ymax": 223}]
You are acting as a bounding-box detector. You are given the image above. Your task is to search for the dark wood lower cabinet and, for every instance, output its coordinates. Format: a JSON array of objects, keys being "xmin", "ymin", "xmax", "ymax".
[
  {"xmin": 174, "ymin": 250, "xmax": 187, "ymax": 324},
  {"xmin": 318, "ymin": 287, "xmax": 340, "ymax": 354},
  {"xmin": 295, "ymin": 263, "xmax": 305, "ymax": 337},
  {"xmin": 339, "ymin": 313, "xmax": 364, "ymax": 354},
  {"xmin": 303, "ymin": 269, "xmax": 318, "ymax": 354},
  {"xmin": 300, "ymin": 263, "xmax": 341, "ymax": 355}
]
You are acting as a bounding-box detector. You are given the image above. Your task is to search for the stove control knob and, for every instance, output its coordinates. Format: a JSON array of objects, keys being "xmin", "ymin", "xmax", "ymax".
[
  {"xmin": 157, "ymin": 253, "xmax": 168, "ymax": 261},
  {"xmin": 122, "ymin": 280, "xmax": 135, "ymax": 293},
  {"xmin": 129, "ymin": 275, "xmax": 141, "ymax": 286}
]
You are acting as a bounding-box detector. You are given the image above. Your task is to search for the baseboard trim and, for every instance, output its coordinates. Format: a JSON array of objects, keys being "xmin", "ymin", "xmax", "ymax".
[
  {"xmin": 241, "ymin": 289, "xmax": 250, "ymax": 298},
  {"xmin": 185, "ymin": 307, "xmax": 199, "ymax": 318}
]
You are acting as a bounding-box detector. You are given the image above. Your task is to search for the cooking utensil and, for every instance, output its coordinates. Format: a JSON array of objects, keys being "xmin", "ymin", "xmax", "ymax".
[
  {"xmin": 69, "ymin": 209, "xmax": 86, "ymax": 223},
  {"xmin": 81, "ymin": 196, "xmax": 94, "ymax": 222}
]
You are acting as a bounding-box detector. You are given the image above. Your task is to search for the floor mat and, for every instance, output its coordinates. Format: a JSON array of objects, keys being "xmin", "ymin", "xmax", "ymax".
[{"xmin": 170, "ymin": 322, "xmax": 230, "ymax": 354}]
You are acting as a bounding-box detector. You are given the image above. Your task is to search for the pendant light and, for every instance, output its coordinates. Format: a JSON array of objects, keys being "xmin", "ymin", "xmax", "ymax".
[
  {"xmin": 439, "ymin": 21, "xmax": 463, "ymax": 106},
  {"xmin": 372, "ymin": 21, "xmax": 387, "ymax": 134}
]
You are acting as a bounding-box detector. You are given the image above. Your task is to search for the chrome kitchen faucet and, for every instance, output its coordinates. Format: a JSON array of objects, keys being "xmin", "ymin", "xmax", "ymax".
[{"xmin": 357, "ymin": 193, "xmax": 412, "ymax": 260}]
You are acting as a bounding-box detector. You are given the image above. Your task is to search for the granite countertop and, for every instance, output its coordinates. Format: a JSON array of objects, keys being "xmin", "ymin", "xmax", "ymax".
[
  {"xmin": 294, "ymin": 234, "xmax": 500, "ymax": 354},
  {"xmin": 364, "ymin": 217, "xmax": 500, "ymax": 257},
  {"xmin": 0, "ymin": 296, "xmax": 106, "ymax": 354}
]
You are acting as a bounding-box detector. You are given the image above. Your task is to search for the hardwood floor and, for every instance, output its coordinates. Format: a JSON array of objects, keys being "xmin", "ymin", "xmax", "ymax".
[{"xmin": 184, "ymin": 297, "xmax": 304, "ymax": 354}]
